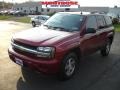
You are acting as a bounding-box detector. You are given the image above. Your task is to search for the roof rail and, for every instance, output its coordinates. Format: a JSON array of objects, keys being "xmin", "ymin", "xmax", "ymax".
[{"xmin": 90, "ymin": 11, "xmax": 106, "ymax": 14}]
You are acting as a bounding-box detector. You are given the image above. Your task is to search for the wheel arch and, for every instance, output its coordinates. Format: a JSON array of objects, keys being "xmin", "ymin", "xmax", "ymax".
[
  {"xmin": 63, "ymin": 47, "xmax": 81, "ymax": 61},
  {"xmin": 108, "ymin": 35, "xmax": 114, "ymax": 44}
]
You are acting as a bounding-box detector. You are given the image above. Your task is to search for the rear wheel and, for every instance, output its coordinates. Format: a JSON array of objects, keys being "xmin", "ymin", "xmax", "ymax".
[
  {"xmin": 32, "ymin": 22, "xmax": 36, "ymax": 27},
  {"xmin": 58, "ymin": 52, "xmax": 78, "ymax": 80},
  {"xmin": 100, "ymin": 39, "xmax": 111, "ymax": 56}
]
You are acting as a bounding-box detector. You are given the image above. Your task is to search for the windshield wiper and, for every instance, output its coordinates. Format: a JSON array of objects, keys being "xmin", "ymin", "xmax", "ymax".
[
  {"xmin": 52, "ymin": 26, "xmax": 70, "ymax": 32},
  {"xmin": 43, "ymin": 25, "xmax": 54, "ymax": 29},
  {"xmin": 43, "ymin": 25, "xmax": 70, "ymax": 32}
]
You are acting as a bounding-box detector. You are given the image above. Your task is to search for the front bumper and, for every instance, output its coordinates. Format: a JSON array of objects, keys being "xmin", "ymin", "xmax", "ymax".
[{"xmin": 8, "ymin": 47, "xmax": 60, "ymax": 74}]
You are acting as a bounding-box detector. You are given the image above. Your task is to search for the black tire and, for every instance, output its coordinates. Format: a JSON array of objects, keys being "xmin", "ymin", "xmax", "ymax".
[
  {"xmin": 100, "ymin": 39, "xmax": 111, "ymax": 56},
  {"xmin": 58, "ymin": 52, "xmax": 78, "ymax": 80},
  {"xmin": 32, "ymin": 22, "xmax": 36, "ymax": 27}
]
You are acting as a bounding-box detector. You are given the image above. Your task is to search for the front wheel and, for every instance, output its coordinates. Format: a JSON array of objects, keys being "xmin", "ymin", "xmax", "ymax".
[
  {"xmin": 58, "ymin": 53, "xmax": 78, "ymax": 80},
  {"xmin": 100, "ymin": 39, "xmax": 111, "ymax": 56}
]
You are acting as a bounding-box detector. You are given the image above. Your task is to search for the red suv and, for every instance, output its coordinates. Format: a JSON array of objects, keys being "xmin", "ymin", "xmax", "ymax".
[{"xmin": 8, "ymin": 12, "xmax": 115, "ymax": 80}]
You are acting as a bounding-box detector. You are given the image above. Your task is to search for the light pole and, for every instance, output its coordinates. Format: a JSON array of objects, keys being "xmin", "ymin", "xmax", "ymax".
[{"xmin": 78, "ymin": 5, "xmax": 82, "ymax": 14}]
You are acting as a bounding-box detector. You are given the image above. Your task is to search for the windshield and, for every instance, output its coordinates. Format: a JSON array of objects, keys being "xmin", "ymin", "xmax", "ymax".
[{"xmin": 43, "ymin": 13, "xmax": 85, "ymax": 32}]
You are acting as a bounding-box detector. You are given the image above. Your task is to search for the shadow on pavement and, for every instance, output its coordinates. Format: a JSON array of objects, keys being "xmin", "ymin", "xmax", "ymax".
[{"xmin": 16, "ymin": 52, "xmax": 120, "ymax": 90}]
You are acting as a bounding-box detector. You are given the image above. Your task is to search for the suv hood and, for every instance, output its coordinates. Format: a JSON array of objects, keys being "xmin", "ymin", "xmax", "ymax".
[{"xmin": 13, "ymin": 26, "xmax": 73, "ymax": 46}]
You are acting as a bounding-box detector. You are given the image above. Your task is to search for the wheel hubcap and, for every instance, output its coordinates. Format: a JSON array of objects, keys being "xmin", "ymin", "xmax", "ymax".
[{"xmin": 65, "ymin": 58, "xmax": 75, "ymax": 76}]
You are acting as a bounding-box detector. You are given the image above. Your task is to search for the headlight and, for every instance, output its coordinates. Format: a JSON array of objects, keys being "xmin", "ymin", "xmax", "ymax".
[{"xmin": 37, "ymin": 47, "xmax": 55, "ymax": 58}]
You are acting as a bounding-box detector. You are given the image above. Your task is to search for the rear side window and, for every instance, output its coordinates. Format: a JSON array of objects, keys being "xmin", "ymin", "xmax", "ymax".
[
  {"xmin": 104, "ymin": 16, "xmax": 112, "ymax": 26},
  {"xmin": 39, "ymin": 16, "xmax": 44, "ymax": 20},
  {"xmin": 96, "ymin": 15, "xmax": 106, "ymax": 28},
  {"xmin": 86, "ymin": 16, "xmax": 98, "ymax": 30},
  {"xmin": 42, "ymin": 17, "xmax": 46, "ymax": 20}
]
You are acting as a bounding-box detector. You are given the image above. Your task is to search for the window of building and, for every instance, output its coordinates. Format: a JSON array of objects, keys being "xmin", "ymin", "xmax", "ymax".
[
  {"xmin": 36, "ymin": 6, "xmax": 38, "ymax": 12},
  {"xmin": 24, "ymin": 10, "xmax": 26, "ymax": 13},
  {"xmin": 47, "ymin": 8, "xmax": 49, "ymax": 12}
]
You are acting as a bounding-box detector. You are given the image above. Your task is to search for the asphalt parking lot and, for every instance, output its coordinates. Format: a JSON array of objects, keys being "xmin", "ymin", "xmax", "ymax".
[{"xmin": 0, "ymin": 21, "xmax": 120, "ymax": 90}]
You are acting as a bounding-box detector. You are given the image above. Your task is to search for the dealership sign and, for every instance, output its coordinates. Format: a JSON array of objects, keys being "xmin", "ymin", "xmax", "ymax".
[{"xmin": 41, "ymin": 0, "xmax": 79, "ymax": 8}]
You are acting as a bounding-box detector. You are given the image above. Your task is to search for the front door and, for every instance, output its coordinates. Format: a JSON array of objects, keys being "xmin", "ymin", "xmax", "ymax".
[{"xmin": 80, "ymin": 15, "xmax": 99, "ymax": 55}]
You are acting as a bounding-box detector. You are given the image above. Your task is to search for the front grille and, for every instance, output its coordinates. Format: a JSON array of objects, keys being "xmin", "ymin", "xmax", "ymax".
[
  {"xmin": 12, "ymin": 40, "xmax": 39, "ymax": 57},
  {"xmin": 14, "ymin": 47, "xmax": 36, "ymax": 57},
  {"xmin": 13, "ymin": 40, "xmax": 37, "ymax": 50}
]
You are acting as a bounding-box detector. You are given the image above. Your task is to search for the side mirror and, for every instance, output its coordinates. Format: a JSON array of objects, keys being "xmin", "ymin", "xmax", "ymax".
[{"xmin": 86, "ymin": 28, "xmax": 96, "ymax": 33}]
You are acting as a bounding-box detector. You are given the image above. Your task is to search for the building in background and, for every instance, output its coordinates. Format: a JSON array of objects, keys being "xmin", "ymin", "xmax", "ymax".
[
  {"xmin": 12, "ymin": 1, "xmax": 120, "ymax": 19},
  {"xmin": 13, "ymin": 1, "xmax": 110, "ymax": 15},
  {"xmin": 13, "ymin": 2, "xmax": 42, "ymax": 14},
  {"xmin": 108, "ymin": 7, "xmax": 120, "ymax": 18}
]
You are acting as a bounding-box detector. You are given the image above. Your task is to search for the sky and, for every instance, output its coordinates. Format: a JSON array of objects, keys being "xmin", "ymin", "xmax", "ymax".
[{"xmin": 0, "ymin": 0, "xmax": 120, "ymax": 7}]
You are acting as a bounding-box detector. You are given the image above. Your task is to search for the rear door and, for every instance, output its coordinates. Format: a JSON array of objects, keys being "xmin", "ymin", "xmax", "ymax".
[
  {"xmin": 104, "ymin": 16, "xmax": 114, "ymax": 38},
  {"xmin": 35, "ymin": 16, "xmax": 39, "ymax": 25},
  {"xmin": 38, "ymin": 16, "xmax": 45, "ymax": 25},
  {"xmin": 95, "ymin": 15, "xmax": 109, "ymax": 47}
]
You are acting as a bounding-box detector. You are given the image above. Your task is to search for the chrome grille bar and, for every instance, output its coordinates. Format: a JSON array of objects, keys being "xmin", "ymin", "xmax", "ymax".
[{"xmin": 11, "ymin": 42, "xmax": 42, "ymax": 55}]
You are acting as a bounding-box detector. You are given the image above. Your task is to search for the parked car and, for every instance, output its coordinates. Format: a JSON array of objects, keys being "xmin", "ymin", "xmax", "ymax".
[
  {"xmin": 8, "ymin": 12, "xmax": 115, "ymax": 80},
  {"xmin": 31, "ymin": 15, "xmax": 50, "ymax": 27},
  {"xmin": 0, "ymin": 10, "xmax": 8, "ymax": 15},
  {"xmin": 13, "ymin": 11, "xmax": 26, "ymax": 16},
  {"xmin": 8, "ymin": 10, "xmax": 16, "ymax": 15}
]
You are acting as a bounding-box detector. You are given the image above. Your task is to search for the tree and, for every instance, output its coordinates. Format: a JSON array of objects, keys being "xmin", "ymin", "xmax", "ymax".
[
  {"xmin": 0, "ymin": 2, "xmax": 13, "ymax": 10},
  {"xmin": 114, "ymin": 5, "xmax": 118, "ymax": 8}
]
